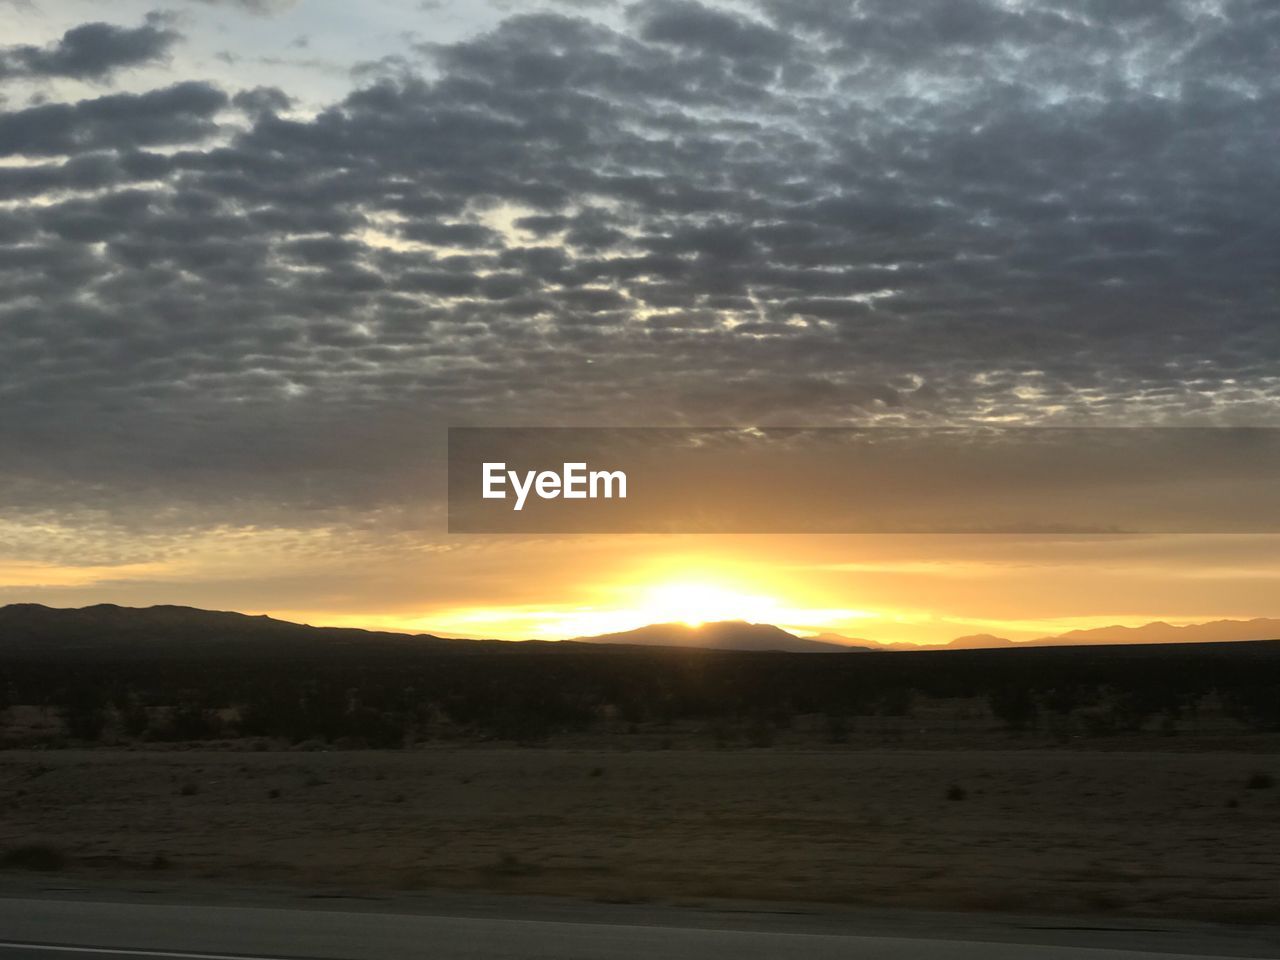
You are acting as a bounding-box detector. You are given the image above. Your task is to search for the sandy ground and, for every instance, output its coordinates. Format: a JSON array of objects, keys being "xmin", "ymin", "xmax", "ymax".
[{"xmin": 1, "ymin": 747, "xmax": 1278, "ymax": 924}]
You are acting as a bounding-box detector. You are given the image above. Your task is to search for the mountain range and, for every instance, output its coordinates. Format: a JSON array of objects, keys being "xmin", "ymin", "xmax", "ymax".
[
  {"xmin": 0, "ymin": 603, "xmax": 1277, "ymax": 656},
  {"xmin": 0, "ymin": 602, "xmax": 478, "ymax": 659},
  {"xmin": 809, "ymin": 619, "xmax": 1280, "ymax": 651},
  {"xmin": 572, "ymin": 619, "xmax": 1280, "ymax": 651},
  {"xmin": 566, "ymin": 621, "xmax": 875, "ymax": 653}
]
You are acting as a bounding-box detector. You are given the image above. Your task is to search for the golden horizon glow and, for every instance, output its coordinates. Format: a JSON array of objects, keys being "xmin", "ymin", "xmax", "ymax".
[
  {"xmin": 415, "ymin": 575, "xmax": 879, "ymax": 641},
  {"xmin": 6, "ymin": 528, "xmax": 1280, "ymax": 647},
  {"xmin": 269, "ymin": 603, "xmax": 1280, "ymax": 648},
  {"xmin": 631, "ymin": 581, "xmax": 801, "ymax": 628}
]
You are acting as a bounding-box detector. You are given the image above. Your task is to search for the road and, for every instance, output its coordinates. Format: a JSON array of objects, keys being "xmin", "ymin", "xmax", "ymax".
[{"xmin": 0, "ymin": 894, "xmax": 1276, "ymax": 960}]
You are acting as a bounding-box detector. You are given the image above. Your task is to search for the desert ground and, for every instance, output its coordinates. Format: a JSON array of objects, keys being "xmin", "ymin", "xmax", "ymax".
[{"xmin": 2, "ymin": 745, "xmax": 1278, "ymax": 924}]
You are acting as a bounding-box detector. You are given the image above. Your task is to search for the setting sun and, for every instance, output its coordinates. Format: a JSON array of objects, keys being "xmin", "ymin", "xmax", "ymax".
[
  {"xmin": 409, "ymin": 554, "xmax": 884, "ymax": 642},
  {"xmin": 634, "ymin": 581, "xmax": 781, "ymax": 627}
]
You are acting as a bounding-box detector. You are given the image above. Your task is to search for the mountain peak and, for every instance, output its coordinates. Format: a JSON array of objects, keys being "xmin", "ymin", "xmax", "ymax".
[
  {"xmin": 570, "ymin": 620, "xmax": 870, "ymax": 653},
  {"xmin": 945, "ymin": 634, "xmax": 1015, "ymax": 649}
]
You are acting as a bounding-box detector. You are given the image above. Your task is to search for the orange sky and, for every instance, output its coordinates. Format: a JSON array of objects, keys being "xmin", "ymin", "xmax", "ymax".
[{"xmin": 4, "ymin": 525, "xmax": 1279, "ymax": 645}]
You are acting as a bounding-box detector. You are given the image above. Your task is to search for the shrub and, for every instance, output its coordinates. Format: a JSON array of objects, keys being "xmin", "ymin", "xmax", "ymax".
[
  {"xmin": 119, "ymin": 699, "xmax": 151, "ymax": 738},
  {"xmin": 164, "ymin": 702, "xmax": 222, "ymax": 741},
  {"xmin": 2, "ymin": 843, "xmax": 66, "ymax": 871},
  {"xmin": 746, "ymin": 715, "xmax": 775, "ymax": 748},
  {"xmin": 486, "ymin": 851, "xmax": 540, "ymax": 877},
  {"xmin": 946, "ymin": 784, "xmax": 967, "ymax": 802},
  {"xmin": 1246, "ymin": 771, "xmax": 1274, "ymax": 790},
  {"xmin": 60, "ymin": 688, "xmax": 106, "ymax": 741},
  {"xmin": 989, "ymin": 686, "xmax": 1037, "ymax": 733}
]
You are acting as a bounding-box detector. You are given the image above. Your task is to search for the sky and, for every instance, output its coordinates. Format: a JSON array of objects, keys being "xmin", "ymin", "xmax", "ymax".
[{"xmin": 1, "ymin": 0, "xmax": 1279, "ymax": 644}]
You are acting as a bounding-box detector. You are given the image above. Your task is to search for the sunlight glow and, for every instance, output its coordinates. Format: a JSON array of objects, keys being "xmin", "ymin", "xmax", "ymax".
[
  {"xmin": 416, "ymin": 575, "xmax": 880, "ymax": 642},
  {"xmin": 634, "ymin": 581, "xmax": 781, "ymax": 627}
]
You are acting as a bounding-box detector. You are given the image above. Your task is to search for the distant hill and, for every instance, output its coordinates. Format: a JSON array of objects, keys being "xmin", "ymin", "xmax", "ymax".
[
  {"xmin": 809, "ymin": 631, "xmax": 877, "ymax": 647},
  {"xmin": 0, "ymin": 603, "xmax": 479, "ymax": 659},
  {"xmin": 2, "ymin": 603, "xmax": 1277, "ymax": 659},
  {"xmin": 569, "ymin": 621, "xmax": 872, "ymax": 653},
  {"xmin": 1042, "ymin": 618, "xmax": 1280, "ymax": 647},
  {"xmin": 844, "ymin": 619, "xmax": 1280, "ymax": 651},
  {"xmin": 945, "ymin": 633, "xmax": 1019, "ymax": 649},
  {"xmin": 0, "ymin": 605, "xmax": 871, "ymax": 658}
]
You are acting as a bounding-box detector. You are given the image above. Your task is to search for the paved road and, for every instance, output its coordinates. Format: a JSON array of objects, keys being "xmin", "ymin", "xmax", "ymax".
[{"xmin": 0, "ymin": 895, "xmax": 1275, "ymax": 960}]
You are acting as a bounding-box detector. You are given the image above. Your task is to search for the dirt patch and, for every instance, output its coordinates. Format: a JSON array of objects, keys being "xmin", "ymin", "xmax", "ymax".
[{"xmin": 1, "ymin": 747, "xmax": 1277, "ymax": 924}]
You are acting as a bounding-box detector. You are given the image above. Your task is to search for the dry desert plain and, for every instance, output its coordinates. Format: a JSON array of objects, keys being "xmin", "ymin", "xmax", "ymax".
[{"xmin": 2, "ymin": 743, "xmax": 1278, "ymax": 924}]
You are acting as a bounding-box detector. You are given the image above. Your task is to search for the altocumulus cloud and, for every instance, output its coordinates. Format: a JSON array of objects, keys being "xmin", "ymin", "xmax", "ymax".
[
  {"xmin": 1, "ymin": 0, "xmax": 1279, "ymax": 532},
  {"xmin": 0, "ymin": 15, "xmax": 180, "ymax": 81}
]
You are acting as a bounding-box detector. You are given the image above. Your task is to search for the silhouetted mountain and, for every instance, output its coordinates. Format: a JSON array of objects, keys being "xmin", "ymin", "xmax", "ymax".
[
  {"xmin": 1040, "ymin": 618, "xmax": 1280, "ymax": 646},
  {"xmin": 860, "ymin": 619, "xmax": 1280, "ymax": 651},
  {"xmin": 810, "ymin": 631, "xmax": 878, "ymax": 648},
  {"xmin": 945, "ymin": 634, "xmax": 1017, "ymax": 649},
  {"xmin": 3, "ymin": 604, "xmax": 1277, "ymax": 660},
  {"xmin": 824, "ymin": 632, "xmax": 1020, "ymax": 651},
  {"xmin": 0, "ymin": 603, "xmax": 485, "ymax": 659},
  {"xmin": 570, "ymin": 621, "xmax": 872, "ymax": 653}
]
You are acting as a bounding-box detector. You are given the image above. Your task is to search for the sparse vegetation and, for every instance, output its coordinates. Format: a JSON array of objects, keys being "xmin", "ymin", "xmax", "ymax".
[
  {"xmin": 485, "ymin": 851, "xmax": 541, "ymax": 877},
  {"xmin": 0, "ymin": 635, "xmax": 1277, "ymax": 749},
  {"xmin": 1, "ymin": 843, "xmax": 66, "ymax": 871},
  {"xmin": 3, "ymin": 748, "xmax": 1275, "ymax": 925},
  {"xmin": 989, "ymin": 685, "xmax": 1037, "ymax": 733}
]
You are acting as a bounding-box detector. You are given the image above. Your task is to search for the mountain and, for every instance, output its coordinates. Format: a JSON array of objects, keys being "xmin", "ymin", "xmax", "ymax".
[
  {"xmin": 857, "ymin": 619, "xmax": 1280, "ymax": 651},
  {"xmin": 569, "ymin": 621, "xmax": 873, "ymax": 653},
  {"xmin": 944, "ymin": 633, "xmax": 1018, "ymax": 649},
  {"xmin": 0, "ymin": 605, "xmax": 870, "ymax": 658},
  {"xmin": 3, "ymin": 604, "xmax": 1277, "ymax": 659},
  {"xmin": 0, "ymin": 603, "xmax": 480, "ymax": 659},
  {"xmin": 1035, "ymin": 617, "xmax": 1280, "ymax": 647}
]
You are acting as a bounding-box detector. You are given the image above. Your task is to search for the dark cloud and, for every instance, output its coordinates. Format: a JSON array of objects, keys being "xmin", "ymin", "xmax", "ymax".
[
  {"xmin": 632, "ymin": 0, "xmax": 792, "ymax": 63},
  {"xmin": 0, "ymin": 16, "xmax": 180, "ymax": 81},
  {"xmin": 231, "ymin": 85, "xmax": 294, "ymax": 116},
  {"xmin": 1, "ymin": 1, "xmax": 1279, "ymax": 529},
  {"xmin": 0, "ymin": 82, "xmax": 228, "ymax": 156}
]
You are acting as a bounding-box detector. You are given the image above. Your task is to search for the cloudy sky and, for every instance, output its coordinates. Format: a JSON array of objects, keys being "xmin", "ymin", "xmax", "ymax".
[{"xmin": 2, "ymin": 0, "xmax": 1279, "ymax": 643}]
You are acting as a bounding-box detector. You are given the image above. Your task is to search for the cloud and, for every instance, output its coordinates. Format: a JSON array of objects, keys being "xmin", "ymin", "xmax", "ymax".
[
  {"xmin": 189, "ymin": 0, "xmax": 299, "ymax": 14},
  {"xmin": 0, "ymin": 16, "xmax": 181, "ymax": 82},
  {"xmin": 632, "ymin": 0, "xmax": 792, "ymax": 63},
  {"xmin": 1, "ymin": 0, "xmax": 1279, "ymax": 532},
  {"xmin": 0, "ymin": 82, "xmax": 228, "ymax": 156}
]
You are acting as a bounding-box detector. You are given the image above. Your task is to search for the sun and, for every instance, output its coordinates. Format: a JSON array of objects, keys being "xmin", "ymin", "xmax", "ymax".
[
  {"xmin": 636, "ymin": 581, "xmax": 784, "ymax": 627},
  {"xmin": 422, "ymin": 565, "xmax": 881, "ymax": 642}
]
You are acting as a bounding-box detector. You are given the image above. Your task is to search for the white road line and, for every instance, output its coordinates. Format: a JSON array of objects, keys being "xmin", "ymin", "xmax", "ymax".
[{"xmin": 0, "ymin": 942, "xmax": 288, "ymax": 960}]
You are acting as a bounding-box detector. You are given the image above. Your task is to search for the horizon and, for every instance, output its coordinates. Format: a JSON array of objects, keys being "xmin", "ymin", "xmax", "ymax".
[
  {"xmin": 4, "ymin": 1, "xmax": 1280, "ymax": 651},
  {"xmin": 7, "ymin": 598, "xmax": 1280, "ymax": 652}
]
